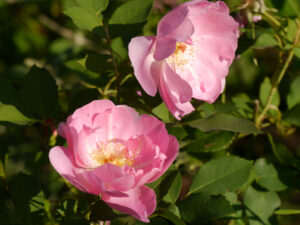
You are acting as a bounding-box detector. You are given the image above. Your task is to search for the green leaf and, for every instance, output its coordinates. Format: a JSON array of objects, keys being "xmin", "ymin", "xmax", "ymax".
[
  {"xmin": 202, "ymin": 131, "xmax": 235, "ymax": 152},
  {"xmin": 65, "ymin": 58, "xmax": 106, "ymax": 86},
  {"xmin": 85, "ymin": 53, "xmax": 113, "ymax": 74},
  {"xmin": 189, "ymin": 156, "xmax": 252, "ymax": 195},
  {"xmin": 29, "ymin": 191, "xmax": 45, "ymax": 213},
  {"xmin": 109, "ymin": 0, "xmax": 153, "ymax": 24},
  {"xmin": 152, "ymin": 102, "xmax": 170, "ymax": 122},
  {"xmin": 259, "ymin": 77, "xmax": 280, "ymax": 107},
  {"xmin": 166, "ymin": 204, "xmax": 181, "ymax": 218},
  {"xmin": 21, "ymin": 66, "xmax": 58, "ymax": 119},
  {"xmin": 135, "ymin": 217, "xmax": 169, "ymax": 225},
  {"xmin": 294, "ymin": 47, "xmax": 300, "ymax": 58},
  {"xmin": 156, "ymin": 170, "xmax": 179, "ymax": 201},
  {"xmin": 279, "ymin": 0, "xmax": 300, "ymax": 17},
  {"xmin": 275, "ymin": 209, "xmax": 300, "ymax": 215},
  {"xmin": 68, "ymin": 89, "xmax": 100, "ymax": 114},
  {"xmin": 64, "ymin": 6, "xmax": 101, "ymax": 31},
  {"xmin": 0, "ymin": 103, "xmax": 36, "ymax": 125},
  {"xmin": 178, "ymin": 193, "xmax": 234, "ymax": 224},
  {"xmin": 111, "ymin": 37, "xmax": 128, "ymax": 61},
  {"xmin": 254, "ymin": 33, "xmax": 278, "ymax": 48},
  {"xmin": 283, "ymin": 103, "xmax": 300, "ymax": 126},
  {"xmin": 254, "ymin": 158, "xmax": 287, "ymax": 191},
  {"xmin": 267, "ymin": 133, "xmax": 297, "ymax": 166},
  {"xmin": 162, "ymin": 172, "xmax": 182, "ymax": 203},
  {"xmin": 63, "ymin": 0, "xmax": 108, "ymax": 31},
  {"xmin": 156, "ymin": 209, "xmax": 186, "ymax": 225},
  {"xmin": 108, "ymin": 0, "xmax": 153, "ymax": 39},
  {"xmin": 244, "ymin": 186, "xmax": 280, "ymax": 225},
  {"xmin": 183, "ymin": 131, "xmax": 234, "ymax": 153},
  {"xmin": 286, "ymin": 19, "xmax": 298, "ymax": 44},
  {"xmin": 75, "ymin": 0, "xmax": 109, "ymax": 13},
  {"xmin": 0, "ymin": 77, "xmax": 19, "ymax": 106},
  {"xmin": 167, "ymin": 126, "xmax": 187, "ymax": 141},
  {"xmin": 287, "ymin": 75, "xmax": 300, "ymax": 109},
  {"xmin": 188, "ymin": 113, "xmax": 262, "ymax": 134},
  {"xmin": 10, "ymin": 173, "xmax": 40, "ymax": 225}
]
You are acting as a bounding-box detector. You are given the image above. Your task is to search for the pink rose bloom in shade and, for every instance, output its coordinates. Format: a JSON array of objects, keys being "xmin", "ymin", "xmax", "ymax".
[
  {"xmin": 129, "ymin": 0, "xmax": 239, "ymax": 119},
  {"xmin": 49, "ymin": 100, "xmax": 178, "ymax": 222}
]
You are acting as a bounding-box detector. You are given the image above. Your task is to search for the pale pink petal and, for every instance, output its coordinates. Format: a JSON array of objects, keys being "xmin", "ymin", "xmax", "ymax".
[
  {"xmin": 147, "ymin": 135, "xmax": 178, "ymax": 183},
  {"xmin": 67, "ymin": 100, "xmax": 115, "ymax": 132},
  {"xmin": 192, "ymin": 8, "xmax": 238, "ymax": 48},
  {"xmin": 128, "ymin": 36, "xmax": 157, "ymax": 96},
  {"xmin": 189, "ymin": 59, "xmax": 223, "ymax": 103},
  {"xmin": 163, "ymin": 63, "xmax": 193, "ymax": 103},
  {"xmin": 126, "ymin": 135, "xmax": 156, "ymax": 170},
  {"xmin": 49, "ymin": 146, "xmax": 105, "ymax": 195},
  {"xmin": 136, "ymin": 115, "xmax": 169, "ymax": 154},
  {"xmin": 159, "ymin": 64, "xmax": 194, "ymax": 119},
  {"xmin": 155, "ymin": 10, "xmax": 195, "ymax": 60},
  {"xmin": 102, "ymin": 185, "xmax": 156, "ymax": 223},
  {"xmin": 157, "ymin": 3, "xmax": 189, "ymax": 38},
  {"xmin": 73, "ymin": 125, "xmax": 100, "ymax": 168},
  {"xmin": 153, "ymin": 37, "xmax": 177, "ymax": 61},
  {"xmin": 108, "ymin": 106, "xmax": 139, "ymax": 140},
  {"xmin": 91, "ymin": 164, "xmax": 135, "ymax": 192}
]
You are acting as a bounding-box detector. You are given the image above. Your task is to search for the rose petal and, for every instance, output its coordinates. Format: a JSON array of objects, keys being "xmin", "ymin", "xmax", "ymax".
[
  {"xmin": 128, "ymin": 36, "xmax": 158, "ymax": 96},
  {"xmin": 102, "ymin": 185, "xmax": 156, "ymax": 223},
  {"xmin": 67, "ymin": 100, "xmax": 115, "ymax": 132}
]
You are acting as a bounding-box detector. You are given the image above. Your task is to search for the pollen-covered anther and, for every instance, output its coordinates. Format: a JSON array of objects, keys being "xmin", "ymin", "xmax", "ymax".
[
  {"xmin": 166, "ymin": 39, "xmax": 196, "ymax": 73},
  {"xmin": 91, "ymin": 140, "xmax": 135, "ymax": 167}
]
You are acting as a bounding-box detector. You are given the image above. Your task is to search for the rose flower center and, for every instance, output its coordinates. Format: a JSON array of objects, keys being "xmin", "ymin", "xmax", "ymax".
[
  {"xmin": 90, "ymin": 140, "xmax": 135, "ymax": 167},
  {"xmin": 166, "ymin": 39, "xmax": 195, "ymax": 73}
]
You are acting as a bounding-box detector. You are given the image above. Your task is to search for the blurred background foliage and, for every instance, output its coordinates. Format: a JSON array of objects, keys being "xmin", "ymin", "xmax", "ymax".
[{"xmin": 0, "ymin": 0, "xmax": 300, "ymax": 224}]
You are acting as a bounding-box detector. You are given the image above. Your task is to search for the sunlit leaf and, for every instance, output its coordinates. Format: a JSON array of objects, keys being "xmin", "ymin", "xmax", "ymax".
[{"xmin": 189, "ymin": 156, "xmax": 252, "ymax": 195}]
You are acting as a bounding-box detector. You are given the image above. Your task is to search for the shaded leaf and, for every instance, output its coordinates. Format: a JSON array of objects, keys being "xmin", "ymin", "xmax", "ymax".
[
  {"xmin": 244, "ymin": 186, "xmax": 280, "ymax": 225},
  {"xmin": 254, "ymin": 33, "xmax": 278, "ymax": 48},
  {"xmin": 21, "ymin": 66, "xmax": 58, "ymax": 119},
  {"xmin": 65, "ymin": 58, "xmax": 106, "ymax": 86},
  {"xmin": 90, "ymin": 200, "xmax": 120, "ymax": 221},
  {"xmin": 157, "ymin": 209, "xmax": 186, "ymax": 225},
  {"xmin": 85, "ymin": 53, "xmax": 113, "ymax": 74},
  {"xmin": 259, "ymin": 77, "xmax": 280, "ymax": 107},
  {"xmin": 167, "ymin": 126, "xmax": 187, "ymax": 141},
  {"xmin": 183, "ymin": 131, "xmax": 234, "ymax": 153},
  {"xmin": 287, "ymin": 75, "xmax": 300, "ymax": 109},
  {"xmin": 178, "ymin": 193, "xmax": 234, "ymax": 225},
  {"xmin": 283, "ymin": 103, "xmax": 300, "ymax": 126},
  {"xmin": 162, "ymin": 172, "xmax": 182, "ymax": 203},
  {"xmin": 267, "ymin": 133, "xmax": 299, "ymax": 167},
  {"xmin": 254, "ymin": 158, "xmax": 287, "ymax": 191}
]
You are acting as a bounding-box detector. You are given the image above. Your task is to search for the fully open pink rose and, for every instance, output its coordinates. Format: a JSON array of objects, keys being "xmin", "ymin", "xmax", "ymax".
[
  {"xmin": 129, "ymin": 0, "xmax": 239, "ymax": 119},
  {"xmin": 49, "ymin": 100, "xmax": 178, "ymax": 222}
]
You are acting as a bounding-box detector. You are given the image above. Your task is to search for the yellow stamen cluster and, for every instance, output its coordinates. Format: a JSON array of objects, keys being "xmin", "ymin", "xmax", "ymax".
[
  {"xmin": 166, "ymin": 41, "xmax": 195, "ymax": 73},
  {"xmin": 90, "ymin": 140, "xmax": 135, "ymax": 167}
]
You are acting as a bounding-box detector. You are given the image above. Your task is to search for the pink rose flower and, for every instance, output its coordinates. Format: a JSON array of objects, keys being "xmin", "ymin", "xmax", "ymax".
[
  {"xmin": 129, "ymin": 0, "xmax": 239, "ymax": 119},
  {"xmin": 49, "ymin": 100, "xmax": 178, "ymax": 222}
]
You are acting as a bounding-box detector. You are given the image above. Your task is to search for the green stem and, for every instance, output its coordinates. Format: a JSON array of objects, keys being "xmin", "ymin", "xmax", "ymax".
[
  {"xmin": 104, "ymin": 26, "xmax": 121, "ymax": 103},
  {"xmin": 256, "ymin": 49, "xmax": 294, "ymax": 126},
  {"xmin": 262, "ymin": 11, "xmax": 281, "ymax": 30}
]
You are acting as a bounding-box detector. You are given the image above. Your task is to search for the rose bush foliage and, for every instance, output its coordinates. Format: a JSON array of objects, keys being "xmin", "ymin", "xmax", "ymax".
[{"xmin": 0, "ymin": 0, "xmax": 300, "ymax": 225}]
